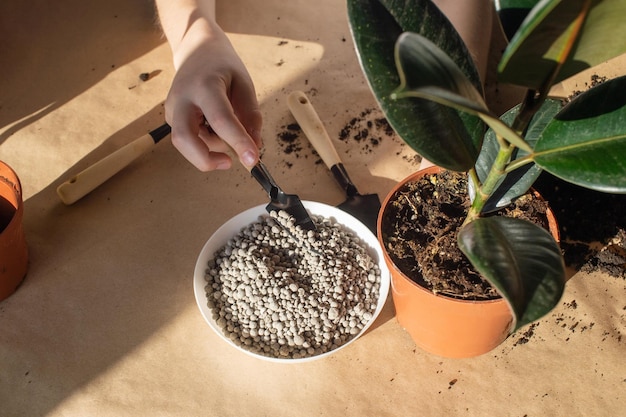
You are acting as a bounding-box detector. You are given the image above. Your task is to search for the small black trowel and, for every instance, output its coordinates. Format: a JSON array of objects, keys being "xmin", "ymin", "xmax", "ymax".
[{"xmin": 250, "ymin": 159, "xmax": 317, "ymax": 231}]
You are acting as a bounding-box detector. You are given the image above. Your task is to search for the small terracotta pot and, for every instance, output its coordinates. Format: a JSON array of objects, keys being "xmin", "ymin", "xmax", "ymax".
[
  {"xmin": 378, "ymin": 166, "xmax": 560, "ymax": 358},
  {"xmin": 0, "ymin": 161, "xmax": 28, "ymax": 301}
]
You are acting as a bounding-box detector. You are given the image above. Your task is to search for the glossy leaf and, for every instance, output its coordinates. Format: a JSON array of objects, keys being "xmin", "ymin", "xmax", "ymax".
[
  {"xmin": 499, "ymin": 0, "xmax": 626, "ymax": 90},
  {"xmin": 347, "ymin": 0, "xmax": 484, "ymax": 171},
  {"xmin": 392, "ymin": 33, "xmax": 533, "ymax": 155},
  {"xmin": 392, "ymin": 33, "xmax": 488, "ymax": 114},
  {"xmin": 458, "ymin": 216, "xmax": 565, "ymax": 331},
  {"xmin": 533, "ymin": 76, "xmax": 626, "ymax": 193},
  {"xmin": 473, "ymin": 99, "xmax": 562, "ymax": 211}
]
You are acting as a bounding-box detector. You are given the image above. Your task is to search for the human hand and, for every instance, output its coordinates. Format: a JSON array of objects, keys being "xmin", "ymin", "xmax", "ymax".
[{"xmin": 164, "ymin": 16, "xmax": 262, "ymax": 171}]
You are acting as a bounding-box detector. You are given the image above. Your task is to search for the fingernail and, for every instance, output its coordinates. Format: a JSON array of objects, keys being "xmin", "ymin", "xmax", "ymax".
[
  {"xmin": 242, "ymin": 151, "xmax": 257, "ymax": 167},
  {"xmin": 216, "ymin": 161, "xmax": 231, "ymax": 170}
]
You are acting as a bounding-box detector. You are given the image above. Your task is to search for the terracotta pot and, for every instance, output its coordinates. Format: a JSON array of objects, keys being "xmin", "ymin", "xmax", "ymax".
[
  {"xmin": 378, "ymin": 166, "xmax": 560, "ymax": 358},
  {"xmin": 0, "ymin": 161, "xmax": 28, "ymax": 301}
]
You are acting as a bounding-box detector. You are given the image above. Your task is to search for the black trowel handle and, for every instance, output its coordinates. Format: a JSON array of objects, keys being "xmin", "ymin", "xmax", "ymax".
[
  {"xmin": 250, "ymin": 160, "xmax": 280, "ymax": 196},
  {"xmin": 287, "ymin": 90, "xmax": 358, "ymax": 195}
]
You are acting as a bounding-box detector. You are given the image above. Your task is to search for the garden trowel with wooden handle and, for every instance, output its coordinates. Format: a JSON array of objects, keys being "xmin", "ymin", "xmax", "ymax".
[
  {"xmin": 56, "ymin": 123, "xmax": 171, "ymax": 205},
  {"xmin": 287, "ymin": 90, "xmax": 381, "ymax": 235}
]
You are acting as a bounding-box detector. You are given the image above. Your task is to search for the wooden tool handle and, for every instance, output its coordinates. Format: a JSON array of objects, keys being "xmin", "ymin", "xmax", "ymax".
[
  {"xmin": 287, "ymin": 90, "xmax": 342, "ymax": 169},
  {"xmin": 56, "ymin": 133, "xmax": 156, "ymax": 205}
]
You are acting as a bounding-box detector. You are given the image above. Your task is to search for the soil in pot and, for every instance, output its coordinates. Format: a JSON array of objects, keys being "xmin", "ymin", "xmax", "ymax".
[
  {"xmin": 0, "ymin": 195, "xmax": 16, "ymax": 232},
  {"xmin": 380, "ymin": 170, "xmax": 551, "ymax": 301}
]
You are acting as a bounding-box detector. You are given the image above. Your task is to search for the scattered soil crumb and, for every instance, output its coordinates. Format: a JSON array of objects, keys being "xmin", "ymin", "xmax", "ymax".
[
  {"xmin": 275, "ymin": 104, "xmax": 407, "ymax": 168},
  {"xmin": 566, "ymin": 74, "xmax": 608, "ymax": 102},
  {"xmin": 554, "ymin": 311, "xmax": 596, "ymax": 339},
  {"xmin": 580, "ymin": 228, "xmax": 626, "ymax": 278},
  {"xmin": 335, "ymin": 106, "xmax": 418, "ymax": 165},
  {"xmin": 139, "ymin": 69, "xmax": 161, "ymax": 82},
  {"xmin": 514, "ymin": 323, "xmax": 540, "ymax": 346},
  {"xmin": 338, "ymin": 108, "xmax": 396, "ymax": 154},
  {"xmin": 129, "ymin": 70, "xmax": 162, "ymax": 89},
  {"xmin": 276, "ymin": 122, "xmax": 317, "ymax": 164}
]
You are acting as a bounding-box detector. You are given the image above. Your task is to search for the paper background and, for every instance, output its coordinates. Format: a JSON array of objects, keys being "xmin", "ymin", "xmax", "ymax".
[{"xmin": 1, "ymin": 1, "xmax": 624, "ymax": 416}]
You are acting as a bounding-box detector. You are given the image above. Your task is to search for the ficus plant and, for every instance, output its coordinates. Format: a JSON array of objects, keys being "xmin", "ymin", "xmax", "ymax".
[{"xmin": 347, "ymin": 0, "xmax": 626, "ymax": 331}]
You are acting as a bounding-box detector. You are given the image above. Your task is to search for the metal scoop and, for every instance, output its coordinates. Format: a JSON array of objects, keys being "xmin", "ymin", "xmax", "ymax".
[{"xmin": 250, "ymin": 160, "xmax": 316, "ymax": 231}]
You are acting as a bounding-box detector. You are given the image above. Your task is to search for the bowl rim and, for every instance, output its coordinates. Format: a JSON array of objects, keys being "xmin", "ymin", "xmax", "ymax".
[{"xmin": 193, "ymin": 200, "xmax": 391, "ymax": 363}]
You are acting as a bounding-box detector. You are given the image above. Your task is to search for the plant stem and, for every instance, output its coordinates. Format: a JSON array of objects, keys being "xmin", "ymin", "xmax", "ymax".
[
  {"xmin": 464, "ymin": 140, "xmax": 515, "ymax": 225},
  {"xmin": 468, "ymin": 167, "xmax": 480, "ymax": 195},
  {"xmin": 505, "ymin": 154, "xmax": 534, "ymax": 173},
  {"xmin": 464, "ymin": 17, "xmax": 576, "ymax": 226},
  {"xmin": 465, "ymin": 83, "xmax": 550, "ymax": 224}
]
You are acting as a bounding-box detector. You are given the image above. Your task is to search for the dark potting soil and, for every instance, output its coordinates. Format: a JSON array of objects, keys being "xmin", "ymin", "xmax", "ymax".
[
  {"xmin": 533, "ymin": 172, "xmax": 626, "ymax": 278},
  {"xmin": 380, "ymin": 170, "xmax": 551, "ymax": 301},
  {"xmin": 0, "ymin": 196, "xmax": 16, "ymax": 233},
  {"xmin": 275, "ymin": 104, "xmax": 421, "ymax": 169}
]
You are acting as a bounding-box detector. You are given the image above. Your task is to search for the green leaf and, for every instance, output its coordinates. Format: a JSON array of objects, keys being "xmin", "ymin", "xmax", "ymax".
[
  {"xmin": 458, "ymin": 216, "xmax": 566, "ymax": 331},
  {"xmin": 392, "ymin": 33, "xmax": 488, "ymax": 114},
  {"xmin": 347, "ymin": 0, "xmax": 484, "ymax": 172},
  {"xmin": 473, "ymin": 99, "xmax": 562, "ymax": 211},
  {"xmin": 533, "ymin": 76, "xmax": 626, "ymax": 193},
  {"xmin": 499, "ymin": 0, "xmax": 626, "ymax": 90},
  {"xmin": 392, "ymin": 32, "xmax": 533, "ymax": 155}
]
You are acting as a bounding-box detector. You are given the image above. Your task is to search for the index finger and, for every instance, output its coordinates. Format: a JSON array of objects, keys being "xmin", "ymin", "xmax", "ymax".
[{"xmin": 199, "ymin": 87, "xmax": 260, "ymax": 168}]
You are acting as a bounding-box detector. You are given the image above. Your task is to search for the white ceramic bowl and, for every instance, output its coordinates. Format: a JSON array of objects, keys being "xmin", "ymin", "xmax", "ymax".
[{"xmin": 193, "ymin": 200, "xmax": 390, "ymax": 363}]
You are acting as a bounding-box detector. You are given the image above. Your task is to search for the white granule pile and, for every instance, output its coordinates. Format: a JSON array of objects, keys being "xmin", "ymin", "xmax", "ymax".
[{"xmin": 204, "ymin": 210, "xmax": 382, "ymax": 360}]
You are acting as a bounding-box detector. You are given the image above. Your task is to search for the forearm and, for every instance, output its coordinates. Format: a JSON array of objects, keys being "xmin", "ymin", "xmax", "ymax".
[
  {"xmin": 155, "ymin": 0, "xmax": 218, "ymax": 69},
  {"xmin": 154, "ymin": 0, "xmax": 262, "ymax": 171}
]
